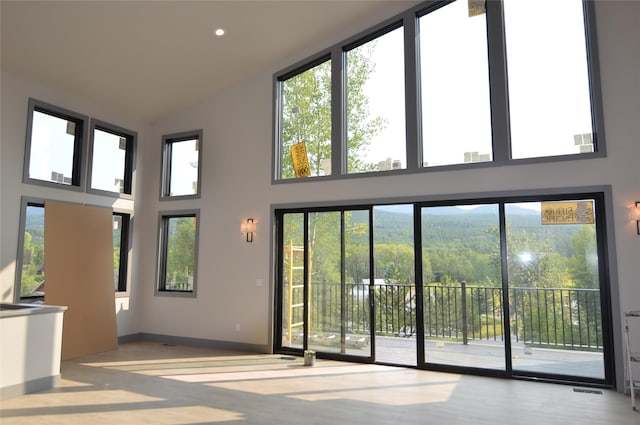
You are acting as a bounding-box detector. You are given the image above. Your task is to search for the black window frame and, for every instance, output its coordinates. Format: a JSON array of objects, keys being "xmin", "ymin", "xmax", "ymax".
[
  {"xmin": 23, "ymin": 98, "xmax": 88, "ymax": 191},
  {"xmin": 272, "ymin": 0, "xmax": 605, "ymax": 183},
  {"xmin": 272, "ymin": 186, "xmax": 617, "ymax": 388},
  {"xmin": 14, "ymin": 198, "xmax": 46, "ymax": 303},
  {"xmin": 160, "ymin": 130, "xmax": 203, "ymax": 200},
  {"xmin": 155, "ymin": 210, "xmax": 200, "ymax": 298},
  {"xmin": 112, "ymin": 210, "xmax": 132, "ymax": 295},
  {"xmin": 87, "ymin": 119, "xmax": 137, "ymax": 198}
]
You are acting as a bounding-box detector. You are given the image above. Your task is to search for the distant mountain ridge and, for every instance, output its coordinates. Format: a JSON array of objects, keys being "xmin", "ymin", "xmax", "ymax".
[{"xmin": 375, "ymin": 204, "xmax": 540, "ymax": 216}]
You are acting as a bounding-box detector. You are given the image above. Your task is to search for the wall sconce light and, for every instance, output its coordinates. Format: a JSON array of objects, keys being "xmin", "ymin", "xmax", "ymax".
[
  {"xmin": 241, "ymin": 218, "xmax": 256, "ymax": 242},
  {"xmin": 631, "ymin": 202, "xmax": 640, "ymax": 235}
]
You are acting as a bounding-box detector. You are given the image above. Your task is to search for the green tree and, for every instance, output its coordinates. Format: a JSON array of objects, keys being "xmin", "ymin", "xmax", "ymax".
[
  {"xmin": 20, "ymin": 231, "xmax": 45, "ymax": 296},
  {"xmin": 166, "ymin": 217, "xmax": 196, "ymax": 288},
  {"xmin": 568, "ymin": 225, "xmax": 598, "ymax": 289},
  {"xmin": 375, "ymin": 244, "xmax": 415, "ymax": 284}
]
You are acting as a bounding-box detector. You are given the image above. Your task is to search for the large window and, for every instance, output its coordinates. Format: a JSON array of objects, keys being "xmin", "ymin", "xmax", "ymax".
[
  {"xmin": 156, "ymin": 211, "xmax": 199, "ymax": 296},
  {"xmin": 419, "ymin": 0, "xmax": 492, "ymax": 167},
  {"xmin": 23, "ymin": 98, "xmax": 87, "ymax": 189},
  {"xmin": 161, "ymin": 131, "xmax": 203, "ymax": 199},
  {"xmin": 88, "ymin": 120, "xmax": 136, "ymax": 197},
  {"xmin": 503, "ymin": 0, "xmax": 594, "ymax": 159},
  {"xmin": 278, "ymin": 59, "xmax": 332, "ymax": 178},
  {"xmin": 347, "ymin": 26, "xmax": 406, "ymax": 173},
  {"xmin": 273, "ymin": 0, "xmax": 603, "ymax": 181}
]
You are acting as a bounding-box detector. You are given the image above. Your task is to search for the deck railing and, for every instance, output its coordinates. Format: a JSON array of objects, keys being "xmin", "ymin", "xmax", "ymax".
[{"xmin": 306, "ymin": 281, "xmax": 603, "ymax": 350}]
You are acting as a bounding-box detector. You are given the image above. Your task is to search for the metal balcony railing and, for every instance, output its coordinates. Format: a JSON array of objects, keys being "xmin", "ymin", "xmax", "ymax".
[{"xmin": 300, "ymin": 281, "xmax": 603, "ymax": 351}]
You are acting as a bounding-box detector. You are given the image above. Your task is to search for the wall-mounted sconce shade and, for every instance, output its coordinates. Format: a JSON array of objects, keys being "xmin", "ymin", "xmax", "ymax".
[
  {"xmin": 241, "ymin": 218, "xmax": 256, "ymax": 242},
  {"xmin": 631, "ymin": 202, "xmax": 640, "ymax": 235}
]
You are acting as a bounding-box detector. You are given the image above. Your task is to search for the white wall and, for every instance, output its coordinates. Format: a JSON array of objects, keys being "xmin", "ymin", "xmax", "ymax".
[
  {"xmin": 0, "ymin": 70, "xmax": 150, "ymax": 336},
  {"xmin": 1, "ymin": 0, "xmax": 638, "ymax": 387}
]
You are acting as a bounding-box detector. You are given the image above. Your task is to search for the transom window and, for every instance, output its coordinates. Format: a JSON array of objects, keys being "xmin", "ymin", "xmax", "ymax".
[{"xmin": 273, "ymin": 0, "xmax": 602, "ymax": 181}]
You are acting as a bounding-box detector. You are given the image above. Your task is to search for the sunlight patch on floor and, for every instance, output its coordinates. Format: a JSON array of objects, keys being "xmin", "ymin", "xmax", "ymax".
[
  {"xmin": 80, "ymin": 354, "xmax": 277, "ymax": 369},
  {"xmin": 164, "ymin": 363, "xmax": 388, "ymax": 384},
  {"xmin": 290, "ymin": 382, "xmax": 458, "ymax": 405},
  {"xmin": 1, "ymin": 406, "xmax": 244, "ymax": 425},
  {"xmin": 0, "ymin": 390, "xmax": 162, "ymax": 408}
]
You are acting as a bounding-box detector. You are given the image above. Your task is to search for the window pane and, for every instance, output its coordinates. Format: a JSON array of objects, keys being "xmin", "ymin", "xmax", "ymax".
[
  {"xmin": 29, "ymin": 110, "xmax": 77, "ymax": 184},
  {"xmin": 91, "ymin": 128, "xmax": 127, "ymax": 193},
  {"xmin": 504, "ymin": 0, "xmax": 593, "ymax": 159},
  {"xmin": 281, "ymin": 213, "xmax": 305, "ymax": 349},
  {"xmin": 112, "ymin": 213, "xmax": 130, "ymax": 292},
  {"xmin": 279, "ymin": 60, "xmax": 332, "ymax": 178},
  {"xmin": 421, "ymin": 204, "xmax": 503, "ymax": 370},
  {"xmin": 163, "ymin": 216, "xmax": 196, "ymax": 292},
  {"xmin": 347, "ymin": 27, "xmax": 405, "ymax": 173},
  {"xmin": 420, "ymin": 0, "xmax": 492, "ymax": 167},
  {"xmin": 113, "ymin": 215, "xmax": 122, "ymax": 291},
  {"xmin": 169, "ymin": 138, "xmax": 199, "ymax": 196},
  {"xmin": 373, "ymin": 205, "xmax": 416, "ymax": 366},
  {"xmin": 21, "ymin": 205, "xmax": 45, "ymax": 299},
  {"xmin": 278, "ymin": 209, "xmax": 372, "ymax": 358},
  {"xmin": 307, "ymin": 211, "xmax": 342, "ymax": 353},
  {"xmin": 506, "ymin": 200, "xmax": 604, "ymax": 379}
]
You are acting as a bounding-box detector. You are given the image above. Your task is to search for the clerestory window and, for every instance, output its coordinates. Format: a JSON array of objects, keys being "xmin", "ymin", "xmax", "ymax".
[{"xmin": 273, "ymin": 0, "xmax": 603, "ymax": 181}]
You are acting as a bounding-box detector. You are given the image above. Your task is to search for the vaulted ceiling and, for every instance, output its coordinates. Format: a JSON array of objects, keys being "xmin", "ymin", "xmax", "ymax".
[{"xmin": 1, "ymin": 1, "xmax": 419, "ymax": 123}]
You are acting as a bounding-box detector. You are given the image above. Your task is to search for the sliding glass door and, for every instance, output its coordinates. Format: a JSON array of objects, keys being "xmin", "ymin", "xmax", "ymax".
[
  {"xmin": 275, "ymin": 193, "xmax": 613, "ymax": 385},
  {"xmin": 505, "ymin": 200, "xmax": 607, "ymax": 380},
  {"xmin": 373, "ymin": 205, "xmax": 416, "ymax": 366},
  {"xmin": 417, "ymin": 196, "xmax": 610, "ymax": 383},
  {"xmin": 420, "ymin": 203, "xmax": 505, "ymax": 371},
  {"xmin": 276, "ymin": 209, "xmax": 372, "ymax": 360}
]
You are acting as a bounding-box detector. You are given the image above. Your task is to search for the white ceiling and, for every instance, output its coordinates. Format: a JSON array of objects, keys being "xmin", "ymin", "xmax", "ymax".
[{"xmin": 1, "ymin": 1, "xmax": 419, "ymax": 124}]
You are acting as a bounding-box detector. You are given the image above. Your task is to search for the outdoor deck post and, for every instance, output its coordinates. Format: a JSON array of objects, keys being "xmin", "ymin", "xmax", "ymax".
[{"xmin": 461, "ymin": 281, "xmax": 468, "ymax": 345}]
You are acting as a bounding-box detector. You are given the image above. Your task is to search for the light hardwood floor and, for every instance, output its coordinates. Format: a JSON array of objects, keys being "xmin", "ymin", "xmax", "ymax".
[{"xmin": 1, "ymin": 341, "xmax": 637, "ymax": 425}]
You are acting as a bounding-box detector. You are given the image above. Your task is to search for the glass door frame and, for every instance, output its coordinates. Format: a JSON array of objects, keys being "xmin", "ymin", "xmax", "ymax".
[
  {"xmin": 273, "ymin": 206, "xmax": 376, "ymax": 364},
  {"xmin": 273, "ymin": 190, "xmax": 616, "ymax": 387},
  {"xmin": 414, "ymin": 192, "xmax": 615, "ymax": 387}
]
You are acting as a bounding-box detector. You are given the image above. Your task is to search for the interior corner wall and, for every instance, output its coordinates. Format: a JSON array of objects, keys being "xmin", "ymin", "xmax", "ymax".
[{"xmin": 0, "ymin": 70, "xmax": 149, "ymax": 338}]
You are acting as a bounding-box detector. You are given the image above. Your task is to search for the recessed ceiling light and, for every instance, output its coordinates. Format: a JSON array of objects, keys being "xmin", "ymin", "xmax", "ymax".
[{"xmin": 215, "ymin": 28, "xmax": 225, "ymax": 37}]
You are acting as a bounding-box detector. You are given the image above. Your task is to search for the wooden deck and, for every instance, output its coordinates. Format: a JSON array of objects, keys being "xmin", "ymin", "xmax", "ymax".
[
  {"xmin": 373, "ymin": 336, "xmax": 604, "ymax": 379},
  {"xmin": 287, "ymin": 333, "xmax": 605, "ymax": 380}
]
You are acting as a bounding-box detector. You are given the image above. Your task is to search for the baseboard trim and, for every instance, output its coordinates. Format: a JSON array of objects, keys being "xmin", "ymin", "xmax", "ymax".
[{"xmin": 118, "ymin": 332, "xmax": 270, "ymax": 354}]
